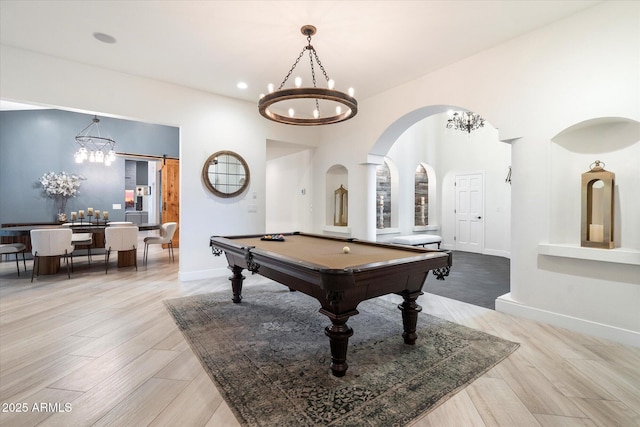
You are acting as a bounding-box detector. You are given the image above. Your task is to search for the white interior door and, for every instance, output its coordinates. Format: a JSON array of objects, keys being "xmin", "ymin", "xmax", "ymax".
[{"xmin": 455, "ymin": 173, "xmax": 484, "ymax": 253}]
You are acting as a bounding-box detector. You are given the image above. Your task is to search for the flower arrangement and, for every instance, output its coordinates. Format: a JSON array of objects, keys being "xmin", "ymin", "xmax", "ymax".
[{"xmin": 39, "ymin": 171, "xmax": 85, "ymax": 219}]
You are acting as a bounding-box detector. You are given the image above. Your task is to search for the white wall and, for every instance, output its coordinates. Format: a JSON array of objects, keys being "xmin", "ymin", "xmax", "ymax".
[
  {"xmin": 265, "ymin": 149, "xmax": 314, "ymax": 233},
  {"xmin": 381, "ymin": 113, "xmax": 511, "ymax": 257},
  {"xmin": 385, "ymin": 119, "xmax": 437, "ymax": 235},
  {"xmin": 438, "ymin": 120, "xmax": 511, "ymax": 257},
  {"xmin": 312, "ymin": 1, "xmax": 639, "ymax": 346}
]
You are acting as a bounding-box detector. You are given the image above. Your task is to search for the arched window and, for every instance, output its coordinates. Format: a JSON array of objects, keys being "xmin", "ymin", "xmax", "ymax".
[
  {"xmin": 376, "ymin": 162, "xmax": 391, "ymax": 229},
  {"xmin": 415, "ymin": 164, "xmax": 428, "ymax": 226}
]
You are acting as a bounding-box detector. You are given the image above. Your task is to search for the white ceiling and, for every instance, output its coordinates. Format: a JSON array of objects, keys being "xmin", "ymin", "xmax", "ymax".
[{"xmin": 0, "ymin": 0, "xmax": 601, "ymax": 108}]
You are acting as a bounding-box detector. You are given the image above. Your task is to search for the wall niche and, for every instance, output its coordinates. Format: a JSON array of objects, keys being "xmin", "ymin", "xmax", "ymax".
[
  {"xmin": 325, "ymin": 164, "xmax": 349, "ymax": 231},
  {"xmin": 542, "ymin": 117, "xmax": 640, "ymax": 265}
]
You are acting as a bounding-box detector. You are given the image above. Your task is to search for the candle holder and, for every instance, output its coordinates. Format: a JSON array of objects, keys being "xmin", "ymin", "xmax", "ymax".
[
  {"xmin": 581, "ymin": 160, "xmax": 615, "ymax": 249},
  {"xmin": 87, "ymin": 212, "xmax": 93, "ymax": 224},
  {"xmin": 333, "ymin": 185, "xmax": 348, "ymax": 226}
]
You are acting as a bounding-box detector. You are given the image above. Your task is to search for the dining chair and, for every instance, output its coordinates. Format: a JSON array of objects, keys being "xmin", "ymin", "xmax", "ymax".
[
  {"xmin": 104, "ymin": 225, "xmax": 139, "ymax": 274},
  {"xmin": 143, "ymin": 222, "xmax": 177, "ymax": 264},
  {"xmin": 71, "ymin": 232, "xmax": 93, "ymax": 265},
  {"xmin": 30, "ymin": 228, "xmax": 74, "ymax": 282},
  {"xmin": 0, "ymin": 243, "xmax": 27, "ymax": 276},
  {"xmin": 62, "ymin": 223, "xmax": 94, "ymax": 265}
]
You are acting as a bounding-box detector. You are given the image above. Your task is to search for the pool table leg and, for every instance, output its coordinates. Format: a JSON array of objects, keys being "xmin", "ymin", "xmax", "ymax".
[
  {"xmin": 229, "ymin": 265, "xmax": 245, "ymax": 303},
  {"xmin": 398, "ymin": 291, "xmax": 423, "ymax": 345},
  {"xmin": 321, "ymin": 310, "xmax": 355, "ymax": 377}
]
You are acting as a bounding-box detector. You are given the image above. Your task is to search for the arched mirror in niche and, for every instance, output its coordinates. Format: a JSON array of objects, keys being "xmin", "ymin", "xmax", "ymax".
[
  {"xmin": 414, "ymin": 164, "xmax": 429, "ymax": 226},
  {"xmin": 202, "ymin": 151, "xmax": 250, "ymax": 198},
  {"xmin": 376, "ymin": 161, "xmax": 391, "ymax": 229}
]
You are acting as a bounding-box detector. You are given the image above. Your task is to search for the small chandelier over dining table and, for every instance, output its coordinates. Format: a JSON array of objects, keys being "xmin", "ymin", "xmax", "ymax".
[
  {"xmin": 74, "ymin": 115, "xmax": 116, "ymax": 166},
  {"xmin": 446, "ymin": 110, "xmax": 485, "ymax": 133},
  {"xmin": 258, "ymin": 25, "xmax": 358, "ymax": 126}
]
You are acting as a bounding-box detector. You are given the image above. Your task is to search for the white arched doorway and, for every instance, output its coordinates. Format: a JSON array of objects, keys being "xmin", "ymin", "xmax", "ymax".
[{"xmin": 368, "ymin": 105, "xmax": 511, "ymax": 258}]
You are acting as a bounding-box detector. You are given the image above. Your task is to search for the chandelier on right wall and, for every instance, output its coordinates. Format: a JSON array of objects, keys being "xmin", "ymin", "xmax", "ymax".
[{"xmin": 446, "ymin": 110, "xmax": 485, "ymax": 133}]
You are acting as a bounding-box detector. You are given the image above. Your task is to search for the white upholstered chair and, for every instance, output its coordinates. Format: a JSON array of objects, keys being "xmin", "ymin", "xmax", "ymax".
[
  {"xmin": 60, "ymin": 223, "xmax": 94, "ymax": 264},
  {"xmin": 71, "ymin": 232, "xmax": 93, "ymax": 265},
  {"xmin": 143, "ymin": 222, "xmax": 177, "ymax": 264},
  {"xmin": 0, "ymin": 243, "xmax": 27, "ymax": 276},
  {"xmin": 30, "ymin": 228, "xmax": 74, "ymax": 282},
  {"xmin": 104, "ymin": 225, "xmax": 139, "ymax": 273}
]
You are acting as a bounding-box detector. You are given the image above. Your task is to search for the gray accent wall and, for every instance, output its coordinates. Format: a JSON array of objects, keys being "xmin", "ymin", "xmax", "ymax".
[{"xmin": 0, "ymin": 109, "xmax": 178, "ymax": 224}]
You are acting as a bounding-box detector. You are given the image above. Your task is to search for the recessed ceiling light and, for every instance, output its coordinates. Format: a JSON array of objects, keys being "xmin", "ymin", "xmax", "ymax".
[
  {"xmin": 93, "ymin": 32, "xmax": 117, "ymax": 44},
  {"xmin": 237, "ymin": 82, "xmax": 248, "ymax": 90}
]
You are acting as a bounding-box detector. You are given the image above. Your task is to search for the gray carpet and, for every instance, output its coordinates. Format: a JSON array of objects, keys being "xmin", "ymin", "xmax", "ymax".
[
  {"xmin": 425, "ymin": 251, "xmax": 510, "ymax": 309},
  {"xmin": 165, "ymin": 283, "xmax": 519, "ymax": 426}
]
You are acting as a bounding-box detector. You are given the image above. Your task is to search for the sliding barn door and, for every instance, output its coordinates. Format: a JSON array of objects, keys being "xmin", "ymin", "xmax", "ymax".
[{"xmin": 161, "ymin": 158, "xmax": 180, "ymax": 248}]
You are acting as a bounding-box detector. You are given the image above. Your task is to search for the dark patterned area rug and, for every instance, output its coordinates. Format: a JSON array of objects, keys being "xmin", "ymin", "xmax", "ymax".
[{"xmin": 165, "ymin": 284, "xmax": 518, "ymax": 426}]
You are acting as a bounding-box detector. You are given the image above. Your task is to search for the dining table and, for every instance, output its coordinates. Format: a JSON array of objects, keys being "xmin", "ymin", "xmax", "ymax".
[{"xmin": 0, "ymin": 222, "xmax": 160, "ymax": 274}]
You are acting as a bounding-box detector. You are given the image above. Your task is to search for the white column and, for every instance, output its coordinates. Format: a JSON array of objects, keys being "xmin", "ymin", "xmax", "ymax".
[{"xmin": 364, "ymin": 154, "xmax": 385, "ymax": 241}]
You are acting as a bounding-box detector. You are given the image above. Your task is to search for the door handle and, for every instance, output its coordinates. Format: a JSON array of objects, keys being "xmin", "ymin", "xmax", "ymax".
[{"xmin": 477, "ymin": 216, "xmax": 482, "ymax": 219}]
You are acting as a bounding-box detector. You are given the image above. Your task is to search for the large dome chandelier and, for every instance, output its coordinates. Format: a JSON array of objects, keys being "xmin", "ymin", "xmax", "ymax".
[
  {"xmin": 446, "ymin": 110, "xmax": 485, "ymax": 133},
  {"xmin": 74, "ymin": 115, "xmax": 116, "ymax": 166},
  {"xmin": 258, "ymin": 25, "xmax": 358, "ymax": 126}
]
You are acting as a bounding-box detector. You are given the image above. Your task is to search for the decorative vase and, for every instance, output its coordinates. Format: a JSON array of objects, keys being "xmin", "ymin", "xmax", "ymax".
[{"xmin": 57, "ymin": 211, "xmax": 67, "ymax": 223}]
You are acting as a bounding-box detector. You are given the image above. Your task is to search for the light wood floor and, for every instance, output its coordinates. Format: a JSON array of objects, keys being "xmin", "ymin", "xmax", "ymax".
[{"xmin": 1, "ymin": 243, "xmax": 639, "ymax": 427}]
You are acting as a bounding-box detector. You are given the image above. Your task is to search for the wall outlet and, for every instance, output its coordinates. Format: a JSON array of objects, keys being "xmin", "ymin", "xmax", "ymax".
[{"xmin": 112, "ymin": 204, "xmax": 122, "ymax": 210}]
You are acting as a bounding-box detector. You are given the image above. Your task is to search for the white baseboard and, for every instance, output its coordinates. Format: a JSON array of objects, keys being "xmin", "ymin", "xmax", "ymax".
[
  {"xmin": 496, "ymin": 293, "xmax": 640, "ymax": 348},
  {"xmin": 438, "ymin": 245, "xmax": 509, "ymax": 259},
  {"xmin": 321, "ymin": 226, "xmax": 351, "ymax": 235},
  {"xmin": 483, "ymin": 249, "xmax": 510, "ymax": 258},
  {"xmin": 178, "ymin": 267, "xmax": 228, "ymax": 282}
]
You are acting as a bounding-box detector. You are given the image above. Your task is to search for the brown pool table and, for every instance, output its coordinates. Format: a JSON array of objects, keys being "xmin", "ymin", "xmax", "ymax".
[{"xmin": 210, "ymin": 232, "xmax": 452, "ymax": 377}]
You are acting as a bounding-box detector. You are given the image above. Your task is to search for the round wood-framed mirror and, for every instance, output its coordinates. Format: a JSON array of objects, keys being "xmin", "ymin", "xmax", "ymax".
[{"xmin": 202, "ymin": 151, "xmax": 250, "ymax": 198}]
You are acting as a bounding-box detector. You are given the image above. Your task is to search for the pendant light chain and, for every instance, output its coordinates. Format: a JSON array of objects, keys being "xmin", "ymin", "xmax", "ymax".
[
  {"xmin": 278, "ymin": 48, "xmax": 306, "ymax": 90},
  {"xmin": 277, "ymin": 32, "xmax": 331, "ymax": 114},
  {"xmin": 307, "ymin": 39, "xmax": 321, "ymax": 112},
  {"xmin": 311, "ymin": 47, "xmax": 330, "ymax": 84}
]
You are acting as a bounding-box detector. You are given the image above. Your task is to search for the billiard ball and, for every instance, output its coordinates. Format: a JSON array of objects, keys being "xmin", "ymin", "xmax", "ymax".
[{"xmin": 343, "ymin": 246, "xmax": 350, "ymax": 254}]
